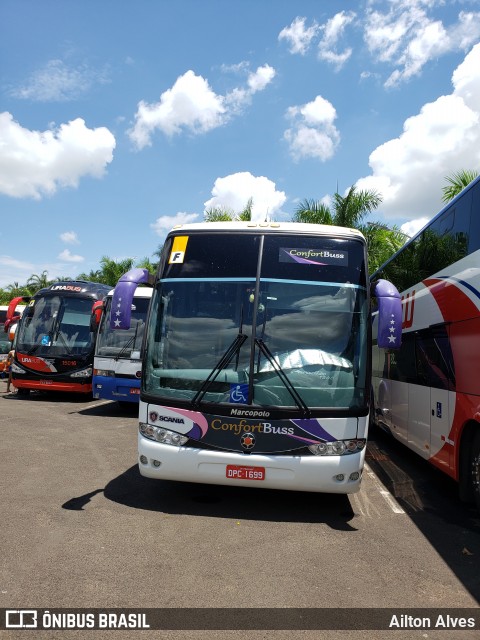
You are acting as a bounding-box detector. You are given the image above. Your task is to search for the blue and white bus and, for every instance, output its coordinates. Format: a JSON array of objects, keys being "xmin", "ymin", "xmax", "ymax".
[
  {"xmin": 111, "ymin": 222, "xmax": 401, "ymax": 494},
  {"xmin": 93, "ymin": 287, "xmax": 153, "ymax": 405}
]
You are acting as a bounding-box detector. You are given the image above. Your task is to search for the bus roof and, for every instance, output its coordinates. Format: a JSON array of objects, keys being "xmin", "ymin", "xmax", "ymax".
[
  {"xmin": 168, "ymin": 221, "xmax": 365, "ymax": 240},
  {"xmin": 34, "ymin": 280, "xmax": 112, "ymax": 300},
  {"xmin": 372, "ymin": 173, "xmax": 480, "ymax": 278}
]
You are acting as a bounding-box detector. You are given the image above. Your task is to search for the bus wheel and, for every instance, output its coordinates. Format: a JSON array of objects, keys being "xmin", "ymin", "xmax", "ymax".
[{"xmin": 470, "ymin": 433, "xmax": 480, "ymax": 511}]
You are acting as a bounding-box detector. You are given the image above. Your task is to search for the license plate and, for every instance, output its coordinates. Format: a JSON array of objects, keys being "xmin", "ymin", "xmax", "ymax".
[
  {"xmin": 130, "ymin": 388, "xmax": 140, "ymax": 395},
  {"xmin": 226, "ymin": 465, "xmax": 265, "ymax": 481}
]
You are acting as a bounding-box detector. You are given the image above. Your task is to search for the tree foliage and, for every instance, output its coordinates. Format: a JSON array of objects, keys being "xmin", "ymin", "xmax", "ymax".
[
  {"xmin": 293, "ymin": 185, "xmax": 404, "ymax": 273},
  {"xmin": 0, "ymin": 256, "xmax": 158, "ymax": 304},
  {"xmin": 441, "ymin": 169, "xmax": 479, "ymax": 203}
]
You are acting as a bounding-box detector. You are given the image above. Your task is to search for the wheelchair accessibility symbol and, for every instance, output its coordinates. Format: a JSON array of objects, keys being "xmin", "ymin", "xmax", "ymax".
[{"xmin": 230, "ymin": 384, "xmax": 248, "ymax": 403}]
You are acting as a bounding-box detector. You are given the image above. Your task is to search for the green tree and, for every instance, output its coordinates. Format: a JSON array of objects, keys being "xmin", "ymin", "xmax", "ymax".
[
  {"xmin": 294, "ymin": 186, "xmax": 382, "ymax": 228},
  {"xmin": 97, "ymin": 256, "xmax": 136, "ymax": 286},
  {"xmin": 204, "ymin": 197, "xmax": 254, "ymax": 222},
  {"xmin": 204, "ymin": 206, "xmax": 236, "ymax": 222},
  {"xmin": 135, "ymin": 256, "xmax": 157, "ymax": 275},
  {"xmin": 293, "ymin": 198, "xmax": 333, "ymax": 225},
  {"xmin": 26, "ymin": 270, "xmax": 52, "ymax": 294},
  {"xmin": 76, "ymin": 269, "xmax": 104, "ymax": 282},
  {"xmin": 293, "ymin": 185, "xmax": 405, "ymax": 274},
  {"xmin": 361, "ymin": 223, "xmax": 409, "ymax": 275},
  {"xmin": 442, "ymin": 169, "xmax": 479, "ymax": 203},
  {"xmin": 4, "ymin": 282, "xmax": 30, "ymax": 299}
]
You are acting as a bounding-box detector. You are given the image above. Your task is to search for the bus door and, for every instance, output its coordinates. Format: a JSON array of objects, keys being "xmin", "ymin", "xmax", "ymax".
[
  {"xmin": 412, "ymin": 326, "xmax": 454, "ymax": 466},
  {"xmin": 387, "ymin": 338, "xmax": 412, "ymax": 446}
]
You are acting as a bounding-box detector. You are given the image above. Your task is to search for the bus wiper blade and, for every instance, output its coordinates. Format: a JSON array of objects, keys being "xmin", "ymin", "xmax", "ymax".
[
  {"xmin": 255, "ymin": 338, "xmax": 311, "ymax": 419},
  {"xmin": 191, "ymin": 333, "xmax": 248, "ymax": 409},
  {"xmin": 116, "ymin": 322, "xmax": 140, "ymax": 360}
]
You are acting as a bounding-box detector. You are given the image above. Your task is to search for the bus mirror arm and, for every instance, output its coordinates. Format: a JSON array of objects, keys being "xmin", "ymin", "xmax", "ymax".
[
  {"xmin": 91, "ymin": 301, "xmax": 104, "ymax": 330},
  {"xmin": 110, "ymin": 268, "xmax": 154, "ymax": 330},
  {"xmin": 372, "ymin": 279, "xmax": 402, "ymax": 350}
]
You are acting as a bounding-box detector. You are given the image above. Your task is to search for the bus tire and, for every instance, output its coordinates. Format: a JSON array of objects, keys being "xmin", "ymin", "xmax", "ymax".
[{"xmin": 470, "ymin": 432, "xmax": 480, "ymax": 511}]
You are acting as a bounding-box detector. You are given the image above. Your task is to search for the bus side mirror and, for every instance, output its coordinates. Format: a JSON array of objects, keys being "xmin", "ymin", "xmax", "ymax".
[
  {"xmin": 110, "ymin": 268, "xmax": 154, "ymax": 330},
  {"xmin": 372, "ymin": 279, "xmax": 402, "ymax": 350},
  {"xmin": 8, "ymin": 322, "xmax": 18, "ymax": 342},
  {"xmin": 91, "ymin": 301, "xmax": 104, "ymax": 329}
]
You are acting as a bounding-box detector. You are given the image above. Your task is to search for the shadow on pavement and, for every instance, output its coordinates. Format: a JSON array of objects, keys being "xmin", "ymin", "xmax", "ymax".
[
  {"xmin": 367, "ymin": 426, "xmax": 480, "ymax": 603},
  {"xmin": 63, "ymin": 464, "xmax": 358, "ymax": 531}
]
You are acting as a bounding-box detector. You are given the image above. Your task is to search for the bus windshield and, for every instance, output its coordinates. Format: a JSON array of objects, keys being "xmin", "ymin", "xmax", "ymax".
[
  {"xmin": 16, "ymin": 295, "xmax": 95, "ymax": 357},
  {"xmin": 96, "ymin": 295, "xmax": 150, "ymax": 358},
  {"xmin": 144, "ymin": 232, "xmax": 368, "ymax": 414}
]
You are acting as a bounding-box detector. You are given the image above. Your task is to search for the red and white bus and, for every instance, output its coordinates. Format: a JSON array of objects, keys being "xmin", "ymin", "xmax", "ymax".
[
  {"xmin": 372, "ymin": 174, "xmax": 480, "ymax": 508},
  {"xmin": 8, "ymin": 281, "xmax": 111, "ymax": 394}
]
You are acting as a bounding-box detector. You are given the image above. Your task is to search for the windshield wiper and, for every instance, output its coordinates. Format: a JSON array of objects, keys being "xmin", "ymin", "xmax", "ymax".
[
  {"xmin": 115, "ymin": 322, "xmax": 139, "ymax": 360},
  {"xmin": 191, "ymin": 333, "xmax": 248, "ymax": 409},
  {"xmin": 53, "ymin": 328, "xmax": 74, "ymax": 356},
  {"xmin": 255, "ymin": 338, "xmax": 311, "ymax": 419}
]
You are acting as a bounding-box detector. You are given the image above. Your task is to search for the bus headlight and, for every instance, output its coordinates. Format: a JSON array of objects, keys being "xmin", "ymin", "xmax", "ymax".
[
  {"xmin": 70, "ymin": 367, "xmax": 93, "ymax": 378},
  {"xmin": 308, "ymin": 439, "xmax": 366, "ymax": 456},
  {"xmin": 139, "ymin": 422, "xmax": 188, "ymax": 446},
  {"xmin": 94, "ymin": 369, "xmax": 114, "ymax": 377},
  {"xmin": 11, "ymin": 363, "xmax": 26, "ymax": 374}
]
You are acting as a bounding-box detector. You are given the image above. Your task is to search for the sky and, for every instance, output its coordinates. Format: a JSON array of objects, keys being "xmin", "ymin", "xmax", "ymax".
[{"xmin": 1, "ymin": 0, "xmax": 480, "ymax": 288}]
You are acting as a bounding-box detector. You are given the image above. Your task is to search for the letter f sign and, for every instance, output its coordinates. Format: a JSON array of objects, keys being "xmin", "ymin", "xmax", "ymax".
[
  {"xmin": 169, "ymin": 251, "xmax": 184, "ymax": 264},
  {"xmin": 169, "ymin": 236, "xmax": 189, "ymax": 264}
]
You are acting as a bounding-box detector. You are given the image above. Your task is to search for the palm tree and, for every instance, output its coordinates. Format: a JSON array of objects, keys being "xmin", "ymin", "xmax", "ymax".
[
  {"xmin": 442, "ymin": 170, "xmax": 479, "ymax": 203},
  {"xmin": 204, "ymin": 207, "xmax": 236, "ymax": 222},
  {"xmin": 238, "ymin": 197, "xmax": 253, "ymax": 222},
  {"xmin": 361, "ymin": 223, "xmax": 409, "ymax": 274},
  {"xmin": 135, "ymin": 256, "xmax": 157, "ymax": 275},
  {"xmin": 76, "ymin": 269, "xmax": 103, "ymax": 282},
  {"xmin": 332, "ymin": 186, "xmax": 382, "ymax": 228},
  {"xmin": 26, "ymin": 270, "xmax": 51, "ymax": 293},
  {"xmin": 292, "ymin": 185, "xmax": 406, "ymax": 274},
  {"xmin": 5, "ymin": 282, "xmax": 28, "ymax": 298},
  {"xmin": 204, "ymin": 198, "xmax": 255, "ymax": 222},
  {"xmin": 293, "ymin": 198, "xmax": 332, "ymax": 225},
  {"xmin": 98, "ymin": 256, "xmax": 136, "ymax": 286},
  {"xmin": 294, "ymin": 186, "xmax": 382, "ymax": 228}
]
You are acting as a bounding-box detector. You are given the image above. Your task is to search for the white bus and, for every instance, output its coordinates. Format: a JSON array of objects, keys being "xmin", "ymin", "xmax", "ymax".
[
  {"xmin": 372, "ymin": 175, "xmax": 480, "ymax": 508},
  {"xmin": 93, "ymin": 287, "xmax": 153, "ymax": 405},
  {"xmin": 112, "ymin": 222, "xmax": 401, "ymax": 494}
]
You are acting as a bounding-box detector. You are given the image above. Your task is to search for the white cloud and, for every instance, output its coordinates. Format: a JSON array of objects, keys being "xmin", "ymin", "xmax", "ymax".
[
  {"xmin": 204, "ymin": 172, "xmax": 286, "ymax": 221},
  {"xmin": 278, "ymin": 17, "xmax": 319, "ymax": 55},
  {"xmin": 151, "ymin": 212, "xmax": 200, "ymax": 237},
  {"xmin": 356, "ymin": 43, "xmax": 480, "ymax": 222},
  {"xmin": 10, "ymin": 59, "xmax": 110, "ymax": 102},
  {"xmin": 58, "ymin": 249, "xmax": 84, "ymax": 263},
  {"xmin": 0, "ymin": 255, "xmax": 35, "ymax": 288},
  {"xmin": 318, "ymin": 11, "xmax": 356, "ymax": 70},
  {"xmin": 247, "ymin": 64, "xmax": 276, "ymax": 93},
  {"xmin": 60, "ymin": 231, "xmax": 79, "ymax": 244},
  {"xmin": 0, "ymin": 113, "xmax": 116, "ymax": 199},
  {"xmin": 401, "ymin": 217, "xmax": 429, "ymax": 238},
  {"xmin": 284, "ymin": 95, "xmax": 340, "ymax": 162},
  {"xmin": 129, "ymin": 67, "xmax": 275, "ymax": 149},
  {"xmin": 364, "ymin": 2, "xmax": 480, "ymax": 87}
]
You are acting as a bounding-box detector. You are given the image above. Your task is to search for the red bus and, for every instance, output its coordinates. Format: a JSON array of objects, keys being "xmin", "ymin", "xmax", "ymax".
[{"xmin": 8, "ymin": 281, "xmax": 110, "ymax": 395}]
